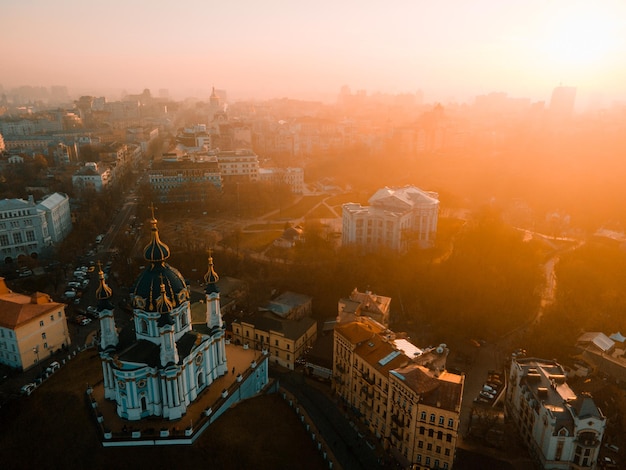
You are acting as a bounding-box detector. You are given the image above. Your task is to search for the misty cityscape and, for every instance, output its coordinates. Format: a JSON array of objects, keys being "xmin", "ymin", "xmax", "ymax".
[
  {"xmin": 0, "ymin": 79, "xmax": 624, "ymax": 470},
  {"xmin": 3, "ymin": 1, "xmax": 626, "ymax": 470}
]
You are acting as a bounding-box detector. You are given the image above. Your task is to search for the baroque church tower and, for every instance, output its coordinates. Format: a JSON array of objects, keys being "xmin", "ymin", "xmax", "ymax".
[{"xmin": 98, "ymin": 212, "xmax": 228, "ymax": 421}]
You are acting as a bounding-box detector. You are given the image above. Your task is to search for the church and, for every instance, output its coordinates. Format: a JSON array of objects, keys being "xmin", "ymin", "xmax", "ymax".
[{"xmin": 96, "ymin": 213, "xmax": 232, "ymax": 421}]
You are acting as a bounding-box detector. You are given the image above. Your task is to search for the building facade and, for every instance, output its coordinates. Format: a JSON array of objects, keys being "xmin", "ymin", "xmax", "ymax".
[
  {"xmin": 0, "ymin": 278, "xmax": 71, "ymax": 370},
  {"xmin": 98, "ymin": 216, "xmax": 268, "ymax": 421},
  {"xmin": 258, "ymin": 167, "xmax": 305, "ymax": 194},
  {"xmin": 337, "ymin": 288, "xmax": 392, "ymax": 327},
  {"xmin": 333, "ymin": 317, "xmax": 463, "ymax": 469},
  {"xmin": 230, "ymin": 313, "xmax": 317, "ymax": 370},
  {"xmin": 0, "ymin": 192, "xmax": 72, "ymax": 259},
  {"xmin": 506, "ymin": 357, "xmax": 606, "ymax": 469},
  {"xmin": 342, "ymin": 185, "xmax": 439, "ymax": 253},
  {"xmin": 72, "ymin": 162, "xmax": 112, "ymax": 192},
  {"xmin": 147, "ymin": 157, "xmax": 222, "ymax": 203},
  {"xmin": 215, "ymin": 149, "xmax": 259, "ymax": 182}
]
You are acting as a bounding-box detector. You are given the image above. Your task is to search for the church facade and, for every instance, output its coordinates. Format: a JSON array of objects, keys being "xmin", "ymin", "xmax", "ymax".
[{"xmin": 97, "ymin": 215, "xmax": 232, "ymax": 421}]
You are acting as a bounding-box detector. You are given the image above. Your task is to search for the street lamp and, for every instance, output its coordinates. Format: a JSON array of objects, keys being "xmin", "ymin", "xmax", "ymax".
[{"xmin": 33, "ymin": 345, "xmax": 42, "ymax": 375}]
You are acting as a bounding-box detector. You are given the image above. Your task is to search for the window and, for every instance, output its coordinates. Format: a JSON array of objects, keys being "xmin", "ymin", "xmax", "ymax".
[
  {"xmin": 275, "ymin": 339, "xmax": 279, "ymax": 346},
  {"xmin": 439, "ymin": 416, "xmax": 444, "ymax": 425},
  {"xmin": 445, "ymin": 448, "xmax": 450, "ymax": 456},
  {"xmin": 0, "ymin": 234, "xmax": 8, "ymax": 246},
  {"xmin": 428, "ymin": 429, "xmax": 434, "ymax": 438},
  {"xmin": 436, "ymin": 445, "xmax": 441, "ymax": 454},
  {"xmin": 13, "ymin": 233, "xmax": 23, "ymax": 244},
  {"xmin": 50, "ymin": 315, "xmax": 54, "ymax": 322},
  {"xmin": 26, "ymin": 231, "xmax": 36, "ymax": 242},
  {"xmin": 41, "ymin": 333, "xmax": 46, "ymax": 339},
  {"xmin": 418, "ymin": 441, "xmax": 423, "ymax": 449},
  {"xmin": 448, "ymin": 418, "xmax": 454, "ymax": 428},
  {"xmin": 43, "ymin": 342, "xmax": 48, "ymax": 349},
  {"xmin": 430, "ymin": 413, "xmax": 436, "ymax": 423},
  {"xmin": 420, "ymin": 411, "xmax": 426, "ymax": 421},
  {"xmin": 39, "ymin": 320, "xmax": 44, "ymax": 327}
]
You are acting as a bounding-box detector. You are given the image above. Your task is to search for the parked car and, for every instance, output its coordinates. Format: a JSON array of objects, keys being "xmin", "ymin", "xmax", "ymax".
[
  {"xmin": 20, "ymin": 383, "xmax": 36, "ymax": 396},
  {"xmin": 64, "ymin": 290, "xmax": 77, "ymax": 299},
  {"xmin": 80, "ymin": 318, "xmax": 92, "ymax": 326},
  {"xmin": 480, "ymin": 391, "xmax": 495, "ymax": 400},
  {"xmin": 46, "ymin": 361, "xmax": 60, "ymax": 374}
]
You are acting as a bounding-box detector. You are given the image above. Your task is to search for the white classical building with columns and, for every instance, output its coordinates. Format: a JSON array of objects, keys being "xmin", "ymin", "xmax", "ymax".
[{"xmin": 342, "ymin": 185, "xmax": 439, "ymax": 253}]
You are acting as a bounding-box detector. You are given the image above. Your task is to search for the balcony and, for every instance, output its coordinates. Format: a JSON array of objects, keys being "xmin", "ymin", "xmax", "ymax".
[
  {"xmin": 391, "ymin": 414, "xmax": 405, "ymax": 427},
  {"xmin": 390, "ymin": 427, "xmax": 403, "ymax": 440},
  {"xmin": 361, "ymin": 371, "xmax": 375, "ymax": 385}
]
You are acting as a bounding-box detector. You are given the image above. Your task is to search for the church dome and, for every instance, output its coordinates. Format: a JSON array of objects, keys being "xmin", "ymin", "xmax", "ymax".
[{"xmin": 132, "ymin": 215, "xmax": 189, "ymax": 312}]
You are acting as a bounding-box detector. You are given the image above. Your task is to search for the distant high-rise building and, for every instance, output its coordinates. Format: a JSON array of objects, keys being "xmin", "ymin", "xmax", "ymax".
[{"xmin": 549, "ymin": 86, "xmax": 577, "ymax": 118}]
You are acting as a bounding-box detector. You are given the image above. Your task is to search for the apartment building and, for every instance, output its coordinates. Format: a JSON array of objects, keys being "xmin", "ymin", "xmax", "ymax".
[
  {"xmin": 506, "ymin": 357, "xmax": 605, "ymax": 469},
  {"xmin": 342, "ymin": 185, "xmax": 439, "ymax": 253},
  {"xmin": 258, "ymin": 167, "xmax": 305, "ymax": 194},
  {"xmin": 230, "ymin": 313, "xmax": 317, "ymax": 370},
  {"xmin": 0, "ymin": 192, "xmax": 72, "ymax": 259},
  {"xmin": 72, "ymin": 162, "xmax": 112, "ymax": 192},
  {"xmin": 0, "ymin": 277, "xmax": 71, "ymax": 371},
  {"xmin": 337, "ymin": 288, "xmax": 392, "ymax": 327},
  {"xmin": 147, "ymin": 157, "xmax": 222, "ymax": 202},
  {"xmin": 333, "ymin": 317, "xmax": 463, "ymax": 469},
  {"xmin": 215, "ymin": 149, "xmax": 259, "ymax": 183}
]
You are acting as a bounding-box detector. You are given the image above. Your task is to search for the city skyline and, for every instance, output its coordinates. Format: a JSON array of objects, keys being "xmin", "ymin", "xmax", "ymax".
[{"xmin": 2, "ymin": 0, "xmax": 626, "ymax": 107}]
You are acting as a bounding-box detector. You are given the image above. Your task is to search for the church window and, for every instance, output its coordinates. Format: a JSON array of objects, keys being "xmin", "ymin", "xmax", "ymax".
[
  {"xmin": 195, "ymin": 354, "xmax": 203, "ymax": 365},
  {"xmin": 139, "ymin": 319, "xmax": 148, "ymax": 334},
  {"xmin": 137, "ymin": 379, "xmax": 146, "ymax": 388},
  {"xmin": 118, "ymin": 381, "xmax": 126, "ymax": 389}
]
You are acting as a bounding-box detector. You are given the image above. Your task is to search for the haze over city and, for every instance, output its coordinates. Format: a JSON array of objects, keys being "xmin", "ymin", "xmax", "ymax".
[{"xmin": 3, "ymin": 0, "xmax": 626, "ymax": 106}]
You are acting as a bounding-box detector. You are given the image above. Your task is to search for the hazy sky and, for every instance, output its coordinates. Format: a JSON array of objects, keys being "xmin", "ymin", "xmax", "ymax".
[{"xmin": 2, "ymin": 0, "xmax": 626, "ymax": 104}]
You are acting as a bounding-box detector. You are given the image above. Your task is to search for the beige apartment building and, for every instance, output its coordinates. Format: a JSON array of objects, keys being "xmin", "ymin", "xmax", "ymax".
[
  {"xmin": 0, "ymin": 278, "xmax": 71, "ymax": 371},
  {"xmin": 333, "ymin": 317, "xmax": 463, "ymax": 469},
  {"xmin": 230, "ymin": 313, "xmax": 317, "ymax": 370}
]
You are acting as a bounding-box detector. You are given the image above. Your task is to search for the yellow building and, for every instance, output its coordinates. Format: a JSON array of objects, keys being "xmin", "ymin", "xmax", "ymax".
[
  {"xmin": 0, "ymin": 277, "xmax": 71, "ymax": 371},
  {"xmin": 231, "ymin": 313, "xmax": 317, "ymax": 370},
  {"xmin": 333, "ymin": 317, "xmax": 463, "ymax": 469}
]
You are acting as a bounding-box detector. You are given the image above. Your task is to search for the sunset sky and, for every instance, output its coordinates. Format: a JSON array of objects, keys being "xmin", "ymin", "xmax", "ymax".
[{"xmin": 2, "ymin": 0, "xmax": 626, "ymax": 104}]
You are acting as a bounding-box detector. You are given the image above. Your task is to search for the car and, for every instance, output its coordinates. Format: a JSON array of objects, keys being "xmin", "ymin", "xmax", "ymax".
[
  {"xmin": 80, "ymin": 318, "xmax": 92, "ymax": 326},
  {"xmin": 64, "ymin": 290, "xmax": 77, "ymax": 299},
  {"xmin": 605, "ymin": 443, "xmax": 619, "ymax": 453},
  {"xmin": 87, "ymin": 306, "xmax": 98, "ymax": 314},
  {"xmin": 18, "ymin": 269, "xmax": 33, "ymax": 278},
  {"xmin": 20, "ymin": 383, "xmax": 36, "ymax": 396},
  {"xmin": 46, "ymin": 361, "xmax": 60, "ymax": 374},
  {"xmin": 480, "ymin": 391, "xmax": 495, "ymax": 400},
  {"xmin": 87, "ymin": 266, "xmax": 95, "ymax": 272},
  {"xmin": 483, "ymin": 384, "xmax": 495, "ymax": 393}
]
